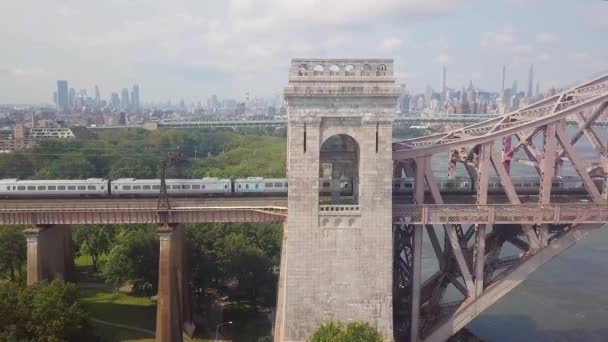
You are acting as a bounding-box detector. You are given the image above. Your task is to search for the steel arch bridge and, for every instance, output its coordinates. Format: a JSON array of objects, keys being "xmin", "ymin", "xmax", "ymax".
[{"xmin": 392, "ymin": 74, "xmax": 608, "ymax": 341}]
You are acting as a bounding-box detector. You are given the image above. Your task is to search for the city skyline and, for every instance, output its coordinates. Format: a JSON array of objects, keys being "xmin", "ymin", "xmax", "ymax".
[{"xmin": 1, "ymin": 0, "xmax": 607, "ymax": 104}]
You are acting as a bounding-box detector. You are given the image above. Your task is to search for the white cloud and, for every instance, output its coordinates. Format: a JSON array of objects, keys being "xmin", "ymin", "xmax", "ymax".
[
  {"xmin": 568, "ymin": 52, "xmax": 592, "ymax": 64},
  {"xmin": 480, "ymin": 28, "xmax": 532, "ymax": 57},
  {"xmin": 381, "ymin": 37, "xmax": 403, "ymax": 51},
  {"xmin": 435, "ymin": 54, "xmax": 450, "ymax": 64},
  {"xmin": 535, "ymin": 32, "xmax": 558, "ymax": 43}
]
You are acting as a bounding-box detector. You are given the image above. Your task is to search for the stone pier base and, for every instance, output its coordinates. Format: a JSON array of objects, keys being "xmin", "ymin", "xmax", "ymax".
[
  {"xmin": 156, "ymin": 224, "xmax": 192, "ymax": 342},
  {"xmin": 24, "ymin": 225, "xmax": 75, "ymax": 285}
]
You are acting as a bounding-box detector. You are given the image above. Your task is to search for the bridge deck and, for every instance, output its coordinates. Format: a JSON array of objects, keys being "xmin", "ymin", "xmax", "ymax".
[{"xmin": 1, "ymin": 197, "xmax": 605, "ymax": 225}]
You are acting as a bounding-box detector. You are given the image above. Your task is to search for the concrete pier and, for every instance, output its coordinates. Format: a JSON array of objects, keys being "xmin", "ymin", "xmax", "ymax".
[
  {"xmin": 156, "ymin": 224, "xmax": 192, "ymax": 342},
  {"xmin": 24, "ymin": 225, "xmax": 74, "ymax": 285}
]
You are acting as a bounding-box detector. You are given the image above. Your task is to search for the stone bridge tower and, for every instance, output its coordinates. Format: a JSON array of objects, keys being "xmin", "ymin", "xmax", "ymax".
[{"xmin": 275, "ymin": 59, "xmax": 400, "ymax": 341}]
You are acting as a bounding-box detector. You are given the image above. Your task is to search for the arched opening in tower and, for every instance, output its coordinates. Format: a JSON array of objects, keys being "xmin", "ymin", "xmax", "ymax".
[{"xmin": 319, "ymin": 134, "xmax": 359, "ymax": 205}]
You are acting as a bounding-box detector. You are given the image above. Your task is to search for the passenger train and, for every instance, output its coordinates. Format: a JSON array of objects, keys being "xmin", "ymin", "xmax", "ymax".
[{"xmin": 0, "ymin": 175, "xmax": 601, "ymax": 198}]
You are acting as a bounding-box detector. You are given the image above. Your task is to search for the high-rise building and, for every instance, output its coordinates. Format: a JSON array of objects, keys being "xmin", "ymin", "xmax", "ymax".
[
  {"xmin": 68, "ymin": 88, "xmax": 76, "ymax": 111},
  {"xmin": 501, "ymin": 65, "xmax": 506, "ymax": 95},
  {"xmin": 53, "ymin": 91, "xmax": 58, "ymax": 106},
  {"xmin": 441, "ymin": 65, "xmax": 447, "ymax": 96},
  {"xmin": 57, "ymin": 80, "xmax": 69, "ymax": 112},
  {"xmin": 512, "ymin": 80, "xmax": 518, "ymax": 94},
  {"xmin": 121, "ymin": 88, "xmax": 130, "ymax": 110},
  {"xmin": 111, "ymin": 92, "xmax": 120, "ymax": 108},
  {"xmin": 131, "ymin": 84, "xmax": 140, "ymax": 112},
  {"xmin": 94, "ymin": 85, "xmax": 101, "ymax": 109},
  {"xmin": 527, "ymin": 64, "xmax": 534, "ymax": 98}
]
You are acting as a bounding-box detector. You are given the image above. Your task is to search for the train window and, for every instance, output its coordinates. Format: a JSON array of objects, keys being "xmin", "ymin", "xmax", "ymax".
[
  {"xmin": 17, "ymin": 186, "xmax": 26, "ymax": 190},
  {"xmin": 322, "ymin": 182, "xmax": 331, "ymax": 188},
  {"xmin": 238, "ymin": 184, "xmax": 242, "ymax": 189},
  {"xmin": 394, "ymin": 183, "xmax": 400, "ymax": 188},
  {"xmin": 88, "ymin": 186, "xmax": 96, "ymax": 190},
  {"xmin": 191, "ymin": 184, "xmax": 200, "ymax": 190},
  {"xmin": 37, "ymin": 186, "xmax": 46, "ymax": 190},
  {"xmin": 246, "ymin": 184, "xmax": 249, "ymax": 189},
  {"xmin": 123, "ymin": 185, "xmax": 131, "ymax": 190},
  {"xmin": 143, "ymin": 185, "xmax": 151, "ymax": 190},
  {"xmin": 404, "ymin": 184, "xmax": 412, "ymax": 188},
  {"xmin": 225, "ymin": 184, "xmax": 229, "ymax": 189},
  {"xmin": 58, "ymin": 186, "xmax": 66, "ymax": 190},
  {"xmin": 524, "ymin": 183, "xmax": 531, "ymax": 188},
  {"xmin": 172, "ymin": 185, "xmax": 180, "ymax": 190},
  {"xmin": 26, "ymin": 186, "xmax": 35, "ymax": 190},
  {"xmin": 78, "ymin": 186, "xmax": 86, "ymax": 190},
  {"xmin": 266, "ymin": 183, "xmax": 274, "ymax": 188},
  {"xmin": 101, "ymin": 186, "xmax": 104, "ymax": 190},
  {"xmin": 274, "ymin": 182, "xmax": 282, "ymax": 188},
  {"xmin": 152, "ymin": 185, "xmax": 160, "ymax": 190},
  {"xmin": 534, "ymin": 183, "xmax": 540, "ymax": 188},
  {"xmin": 284, "ymin": 183, "xmax": 288, "ymax": 188},
  {"xmin": 202, "ymin": 185, "xmax": 206, "ymax": 189},
  {"xmin": 552, "ymin": 182, "xmax": 560, "ymax": 187},
  {"xmin": 133, "ymin": 185, "xmax": 141, "ymax": 190},
  {"xmin": 48, "ymin": 186, "xmax": 56, "ymax": 190},
  {"xmin": 182, "ymin": 185, "xmax": 191, "ymax": 190},
  {"xmin": 255, "ymin": 184, "xmax": 259, "ymax": 189}
]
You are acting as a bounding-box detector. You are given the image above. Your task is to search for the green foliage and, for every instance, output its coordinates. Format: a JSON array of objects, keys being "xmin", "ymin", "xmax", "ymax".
[
  {"xmin": 0, "ymin": 226, "xmax": 26, "ymax": 282},
  {"xmin": 73, "ymin": 225, "xmax": 116, "ymax": 271},
  {"xmin": 0, "ymin": 281, "xmax": 92, "ymax": 341},
  {"xmin": 102, "ymin": 226, "xmax": 159, "ymax": 292},
  {"xmin": 0, "ymin": 153, "xmax": 35, "ymax": 179},
  {"xmin": 187, "ymin": 223, "xmax": 282, "ymax": 309},
  {"xmin": 0, "ymin": 128, "xmax": 287, "ymax": 180},
  {"xmin": 309, "ymin": 321, "xmax": 384, "ymax": 342}
]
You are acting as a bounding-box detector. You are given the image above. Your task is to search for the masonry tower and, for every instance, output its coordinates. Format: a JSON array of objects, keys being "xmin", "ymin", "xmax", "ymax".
[{"xmin": 275, "ymin": 59, "xmax": 400, "ymax": 341}]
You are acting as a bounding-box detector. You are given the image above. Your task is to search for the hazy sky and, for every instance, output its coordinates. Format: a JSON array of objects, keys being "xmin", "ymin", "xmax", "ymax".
[{"xmin": 1, "ymin": 0, "xmax": 607, "ymax": 104}]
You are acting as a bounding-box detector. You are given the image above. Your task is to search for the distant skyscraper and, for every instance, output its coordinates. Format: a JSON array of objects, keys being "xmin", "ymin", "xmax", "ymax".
[
  {"xmin": 94, "ymin": 85, "xmax": 100, "ymax": 109},
  {"xmin": 68, "ymin": 88, "xmax": 76, "ymax": 111},
  {"xmin": 527, "ymin": 64, "xmax": 534, "ymax": 98},
  {"xmin": 57, "ymin": 80, "xmax": 69, "ymax": 112},
  {"xmin": 121, "ymin": 88, "xmax": 130, "ymax": 110},
  {"xmin": 111, "ymin": 93, "xmax": 120, "ymax": 108},
  {"xmin": 130, "ymin": 84, "xmax": 140, "ymax": 112},
  {"xmin": 53, "ymin": 91, "xmax": 58, "ymax": 106},
  {"xmin": 441, "ymin": 65, "xmax": 447, "ymax": 95},
  {"xmin": 512, "ymin": 80, "xmax": 518, "ymax": 94},
  {"xmin": 501, "ymin": 65, "xmax": 506, "ymax": 95}
]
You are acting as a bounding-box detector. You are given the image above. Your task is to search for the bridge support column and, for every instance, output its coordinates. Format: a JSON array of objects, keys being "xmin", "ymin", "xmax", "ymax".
[
  {"xmin": 156, "ymin": 224, "xmax": 192, "ymax": 342},
  {"xmin": 24, "ymin": 225, "xmax": 74, "ymax": 285}
]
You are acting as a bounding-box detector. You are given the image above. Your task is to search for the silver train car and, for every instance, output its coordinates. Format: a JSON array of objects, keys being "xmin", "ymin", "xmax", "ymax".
[
  {"xmin": 0, "ymin": 175, "xmax": 601, "ymax": 198},
  {"xmin": 0, "ymin": 178, "xmax": 108, "ymax": 197}
]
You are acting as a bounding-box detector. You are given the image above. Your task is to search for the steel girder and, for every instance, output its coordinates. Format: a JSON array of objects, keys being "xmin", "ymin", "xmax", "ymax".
[{"xmin": 392, "ymin": 74, "xmax": 608, "ymax": 341}]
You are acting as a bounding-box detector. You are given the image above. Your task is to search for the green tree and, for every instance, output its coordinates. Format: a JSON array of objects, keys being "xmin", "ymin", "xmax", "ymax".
[
  {"xmin": 0, "ymin": 281, "xmax": 92, "ymax": 341},
  {"xmin": 103, "ymin": 226, "xmax": 159, "ymax": 292},
  {"xmin": 0, "ymin": 153, "xmax": 35, "ymax": 179},
  {"xmin": 0, "ymin": 226, "xmax": 26, "ymax": 282},
  {"xmin": 109, "ymin": 157, "xmax": 155, "ymax": 179},
  {"xmin": 39, "ymin": 155, "xmax": 96, "ymax": 178},
  {"xmin": 309, "ymin": 321, "xmax": 384, "ymax": 342},
  {"xmin": 73, "ymin": 225, "xmax": 116, "ymax": 271}
]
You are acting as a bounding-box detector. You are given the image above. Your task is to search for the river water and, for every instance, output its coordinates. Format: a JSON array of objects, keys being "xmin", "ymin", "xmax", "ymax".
[{"xmin": 419, "ymin": 126, "xmax": 608, "ymax": 341}]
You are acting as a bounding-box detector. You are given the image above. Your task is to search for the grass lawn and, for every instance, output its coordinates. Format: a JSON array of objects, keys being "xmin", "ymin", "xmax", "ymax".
[{"xmin": 80, "ymin": 288, "xmax": 157, "ymax": 331}]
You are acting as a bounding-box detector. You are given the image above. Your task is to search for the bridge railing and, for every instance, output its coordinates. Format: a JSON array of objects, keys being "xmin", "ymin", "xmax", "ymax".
[{"xmin": 393, "ymin": 203, "xmax": 608, "ymax": 225}]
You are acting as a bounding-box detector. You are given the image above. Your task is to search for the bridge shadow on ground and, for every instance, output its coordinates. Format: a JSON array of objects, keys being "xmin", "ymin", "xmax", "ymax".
[{"xmin": 468, "ymin": 314, "xmax": 608, "ymax": 342}]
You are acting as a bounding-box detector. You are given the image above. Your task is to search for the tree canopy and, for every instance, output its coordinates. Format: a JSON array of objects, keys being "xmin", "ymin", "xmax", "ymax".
[
  {"xmin": 0, "ymin": 281, "xmax": 92, "ymax": 341},
  {"xmin": 0, "ymin": 226, "xmax": 26, "ymax": 282},
  {"xmin": 309, "ymin": 321, "xmax": 384, "ymax": 342}
]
